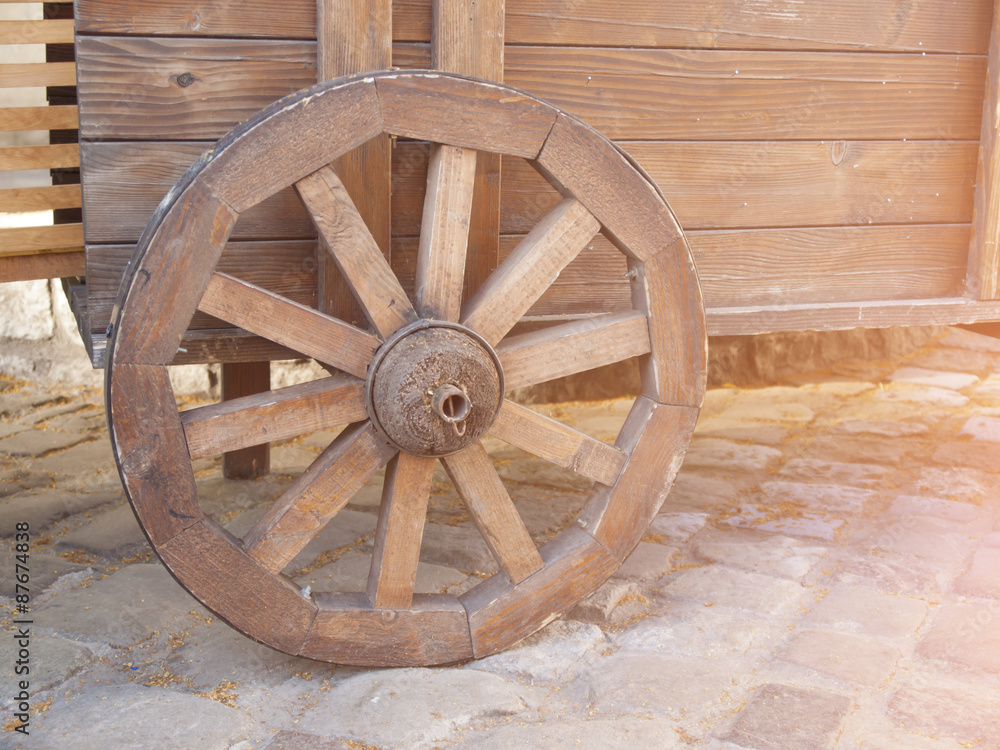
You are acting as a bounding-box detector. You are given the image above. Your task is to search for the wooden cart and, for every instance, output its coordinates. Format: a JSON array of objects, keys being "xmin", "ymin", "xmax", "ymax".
[{"xmin": 4, "ymin": 0, "xmax": 1000, "ymax": 665}]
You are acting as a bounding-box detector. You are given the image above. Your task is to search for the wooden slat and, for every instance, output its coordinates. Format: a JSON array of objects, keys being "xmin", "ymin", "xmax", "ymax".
[
  {"xmin": 158, "ymin": 520, "xmax": 317, "ymax": 654},
  {"xmin": 0, "ymin": 19, "xmax": 74, "ymax": 44},
  {"xmin": 442, "ymin": 442, "xmax": 544, "ymax": 585},
  {"xmin": 198, "ymin": 272, "xmax": 380, "ymax": 379},
  {"xmin": 505, "ymin": 0, "xmax": 993, "ymax": 54},
  {"xmin": 296, "ymin": 166, "xmax": 416, "ymax": 337},
  {"xmin": 968, "ymin": 0, "xmax": 1000, "ymax": 300},
  {"xmin": 0, "ymin": 184, "xmax": 81, "ymax": 213},
  {"xmin": 580, "ymin": 398, "xmax": 700, "ymax": 560},
  {"xmin": 489, "ymin": 400, "xmax": 626, "ymax": 487},
  {"xmin": 0, "ymin": 62, "xmax": 76, "ymax": 88},
  {"xmin": 299, "ymin": 592, "xmax": 474, "ymax": 666},
  {"xmin": 221, "ymin": 362, "xmax": 271, "ymax": 479},
  {"xmin": 506, "ymin": 48, "xmax": 986, "ymax": 141},
  {"xmin": 497, "ymin": 310, "xmax": 652, "ymax": 391},
  {"xmin": 0, "ymin": 105, "xmax": 78, "ymax": 132},
  {"xmin": 0, "ymin": 250, "xmax": 84, "ymax": 283},
  {"xmin": 414, "ymin": 144, "xmax": 477, "ymax": 321},
  {"xmin": 366, "ymin": 453, "xmax": 435, "ymax": 610},
  {"xmin": 243, "ymin": 422, "xmax": 396, "ymax": 573},
  {"xmin": 75, "ymin": 37, "xmax": 316, "ymax": 140},
  {"xmin": 181, "ymin": 375, "xmax": 366, "ymax": 459},
  {"xmin": 461, "ymin": 198, "xmax": 599, "ymax": 346},
  {"xmin": 0, "ymin": 143, "xmax": 79, "ymax": 171},
  {"xmin": 0, "ymin": 224, "xmax": 83, "ymax": 257},
  {"xmin": 460, "ymin": 526, "xmax": 619, "ymax": 657}
]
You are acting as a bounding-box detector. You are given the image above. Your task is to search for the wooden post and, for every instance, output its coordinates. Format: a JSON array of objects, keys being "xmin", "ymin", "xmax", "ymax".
[
  {"xmin": 221, "ymin": 361, "xmax": 270, "ymax": 479},
  {"xmin": 432, "ymin": 0, "xmax": 505, "ymax": 301},
  {"xmin": 968, "ymin": 0, "xmax": 1000, "ymax": 300},
  {"xmin": 316, "ymin": 0, "xmax": 392, "ymax": 328}
]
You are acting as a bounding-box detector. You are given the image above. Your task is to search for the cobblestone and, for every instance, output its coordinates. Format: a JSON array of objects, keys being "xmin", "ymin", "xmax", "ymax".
[{"xmin": 2, "ymin": 328, "xmax": 1000, "ymax": 747}]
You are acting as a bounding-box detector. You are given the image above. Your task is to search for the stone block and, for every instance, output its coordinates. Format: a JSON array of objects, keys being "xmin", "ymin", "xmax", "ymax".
[
  {"xmin": 613, "ymin": 541, "xmax": 676, "ymax": 581},
  {"xmin": 888, "ymin": 684, "xmax": 1000, "ymax": 745},
  {"xmin": 721, "ymin": 504, "xmax": 844, "ymax": 542},
  {"xmin": 804, "ymin": 586, "xmax": 927, "ymax": 640},
  {"xmin": 694, "ymin": 530, "xmax": 827, "ymax": 580},
  {"xmin": 932, "ymin": 442, "xmax": 1000, "ymax": 474},
  {"xmin": 888, "ymin": 367, "xmax": 978, "ymax": 390},
  {"xmin": 757, "ymin": 480, "xmax": 876, "ymax": 514},
  {"xmin": 874, "ymin": 383, "xmax": 969, "ymax": 407},
  {"xmin": 665, "ymin": 565, "xmax": 805, "ymax": 615},
  {"xmin": 647, "ymin": 512, "xmax": 708, "ymax": 544},
  {"xmin": 0, "ymin": 635, "xmax": 94, "ymax": 698},
  {"xmin": 693, "ymin": 417, "xmax": 789, "ymax": 445},
  {"xmin": 954, "ymin": 547, "xmax": 1000, "ymax": 599},
  {"xmin": 778, "ymin": 458, "xmax": 888, "ymax": 489},
  {"xmin": 717, "ymin": 401, "xmax": 815, "ymax": 423},
  {"xmin": 960, "ymin": 415, "xmax": 1000, "ymax": 442},
  {"xmin": 836, "ymin": 419, "xmax": 928, "ymax": 437},
  {"xmin": 467, "ymin": 619, "xmax": 606, "ymax": 684},
  {"xmin": 0, "ymin": 429, "xmax": 84, "ymax": 457},
  {"xmin": 57, "ymin": 504, "xmax": 150, "ymax": 557},
  {"xmin": 777, "ymin": 629, "xmax": 898, "ymax": 685},
  {"xmin": 683, "ymin": 438, "xmax": 782, "ymax": 473},
  {"xmin": 918, "ymin": 602, "xmax": 1000, "ymax": 673},
  {"xmin": 457, "ymin": 716, "xmax": 680, "ymax": 749},
  {"xmin": 722, "ymin": 683, "xmax": 851, "ymax": 750},
  {"xmin": 31, "ymin": 437, "xmax": 116, "ymax": 474},
  {"xmin": 0, "ymin": 490, "xmax": 118, "ymax": 536}
]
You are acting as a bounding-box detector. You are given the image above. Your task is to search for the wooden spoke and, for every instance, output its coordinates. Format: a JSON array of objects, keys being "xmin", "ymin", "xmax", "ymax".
[
  {"xmin": 497, "ymin": 310, "xmax": 652, "ymax": 390},
  {"xmin": 442, "ymin": 443, "xmax": 544, "ymax": 584},
  {"xmin": 489, "ymin": 400, "xmax": 626, "ymax": 487},
  {"xmin": 243, "ymin": 422, "xmax": 397, "ymax": 573},
  {"xmin": 181, "ymin": 375, "xmax": 367, "ymax": 459},
  {"xmin": 366, "ymin": 453, "xmax": 436, "ymax": 610},
  {"xmin": 415, "ymin": 144, "xmax": 478, "ymax": 321},
  {"xmin": 198, "ymin": 272, "xmax": 379, "ymax": 378},
  {"xmin": 462, "ymin": 198, "xmax": 600, "ymax": 346},
  {"xmin": 297, "ymin": 166, "xmax": 417, "ymax": 337}
]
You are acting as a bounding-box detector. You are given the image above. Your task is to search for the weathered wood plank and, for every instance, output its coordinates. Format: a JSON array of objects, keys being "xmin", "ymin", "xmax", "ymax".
[
  {"xmin": 197, "ymin": 272, "xmax": 379, "ymax": 378},
  {"xmin": 182, "ymin": 374, "xmax": 366, "ymax": 459},
  {"xmin": 461, "ymin": 197, "xmax": 599, "ymax": 345},
  {"xmin": 414, "ymin": 144, "xmax": 477, "ymax": 321},
  {"xmin": 968, "ymin": 0, "xmax": 1000, "ymax": 300},
  {"xmin": 0, "ymin": 143, "xmax": 79, "ymax": 171},
  {"xmin": 579, "ymin": 397, "xmax": 700, "ymax": 560},
  {"xmin": 442, "ymin": 442, "xmax": 544, "ymax": 584},
  {"xmin": 0, "ymin": 224, "xmax": 83, "ymax": 257},
  {"xmin": 489, "ymin": 399, "xmax": 626, "ymax": 486},
  {"xmin": 460, "ymin": 526, "xmax": 619, "ymax": 657},
  {"xmin": 297, "ymin": 166, "xmax": 416, "ymax": 337},
  {"xmin": 300, "ymin": 592, "xmax": 473, "ymax": 666},
  {"xmin": 367, "ymin": 453, "xmax": 435, "ymax": 610},
  {"xmin": 243, "ymin": 422, "xmax": 396, "ymax": 573},
  {"xmin": 0, "ymin": 105, "xmax": 78, "ymax": 132},
  {"xmin": 497, "ymin": 310, "xmax": 651, "ymax": 391},
  {"xmin": 158, "ymin": 520, "xmax": 317, "ymax": 655},
  {"xmin": 221, "ymin": 362, "xmax": 271, "ymax": 479},
  {"xmin": 0, "ymin": 250, "xmax": 84, "ymax": 283}
]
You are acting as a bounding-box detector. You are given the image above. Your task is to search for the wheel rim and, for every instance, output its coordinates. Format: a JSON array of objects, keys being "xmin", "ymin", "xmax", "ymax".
[{"xmin": 106, "ymin": 71, "xmax": 707, "ymax": 666}]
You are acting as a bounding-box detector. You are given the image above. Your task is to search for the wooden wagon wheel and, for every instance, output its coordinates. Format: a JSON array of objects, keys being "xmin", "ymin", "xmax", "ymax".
[{"xmin": 105, "ymin": 71, "xmax": 706, "ymax": 666}]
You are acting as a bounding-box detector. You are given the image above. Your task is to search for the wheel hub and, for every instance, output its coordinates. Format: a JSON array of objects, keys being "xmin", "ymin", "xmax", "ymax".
[{"xmin": 365, "ymin": 321, "xmax": 504, "ymax": 457}]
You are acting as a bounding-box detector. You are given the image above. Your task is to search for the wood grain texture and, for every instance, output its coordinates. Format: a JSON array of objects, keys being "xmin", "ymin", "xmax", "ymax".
[
  {"xmin": 198, "ymin": 272, "xmax": 380, "ymax": 378},
  {"xmin": 367, "ymin": 453, "xmax": 435, "ymax": 610},
  {"xmin": 460, "ymin": 526, "xmax": 619, "ymax": 657},
  {"xmin": 76, "ymin": 36, "xmax": 316, "ymax": 140},
  {"xmin": 107, "ymin": 363, "xmax": 202, "ymax": 545},
  {"xmin": 297, "ymin": 166, "xmax": 416, "ymax": 337},
  {"xmin": 497, "ymin": 310, "xmax": 651, "ymax": 391},
  {"xmin": 113, "ymin": 180, "xmax": 237, "ymax": 365},
  {"xmin": 0, "ymin": 62, "xmax": 75, "ymax": 88},
  {"xmin": 631, "ymin": 242, "xmax": 707, "ymax": 407},
  {"xmin": 489, "ymin": 400, "xmax": 626, "ymax": 486},
  {"xmin": 376, "ymin": 73, "xmax": 559, "ymax": 158},
  {"xmin": 181, "ymin": 375, "xmax": 366, "ymax": 459},
  {"xmin": 0, "ymin": 143, "xmax": 79, "ymax": 171},
  {"xmin": 0, "ymin": 224, "xmax": 83, "ymax": 257},
  {"xmin": 415, "ymin": 144, "xmax": 477, "ymax": 321},
  {"xmin": 300, "ymin": 592, "xmax": 474, "ymax": 666},
  {"xmin": 506, "ymin": 47, "xmax": 986, "ymax": 141},
  {"xmin": 442, "ymin": 442, "xmax": 544, "ymax": 584},
  {"xmin": 79, "ymin": 142, "xmax": 315, "ymax": 244},
  {"xmin": 243, "ymin": 422, "xmax": 396, "ymax": 573},
  {"xmin": 220, "ymin": 362, "xmax": 271, "ymax": 479},
  {"xmin": 0, "ymin": 18, "xmax": 74, "ymax": 44},
  {"xmin": 0, "ymin": 250, "xmax": 84, "ymax": 283},
  {"xmin": 536, "ymin": 114, "xmax": 681, "ymax": 262},
  {"xmin": 0, "ymin": 105, "xmax": 78, "ymax": 132},
  {"xmin": 579, "ymin": 397, "xmax": 699, "ymax": 560},
  {"xmin": 968, "ymin": 0, "xmax": 1000, "ymax": 300},
  {"xmin": 0, "ymin": 184, "xmax": 81, "ymax": 213},
  {"xmin": 158, "ymin": 519, "xmax": 317, "ymax": 655},
  {"xmin": 461, "ymin": 197, "xmax": 599, "ymax": 346}
]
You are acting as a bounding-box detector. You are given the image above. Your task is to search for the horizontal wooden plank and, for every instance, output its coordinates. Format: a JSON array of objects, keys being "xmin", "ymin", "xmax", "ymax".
[
  {"xmin": 0, "ymin": 62, "xmax": 76, "ymax": 89},
  {"xmin": 74, "ymin": 0, "xmax": 991, "ymax": 54},
  {"xmin": 0, "ymin": 105, "xmax": 78, "ymax": 133},
  {"xmin": 504, "ymin": 48, "xmax": 987, "ymax": 141},
  {"xmin": 0, "ymin": 250, "xmax": 85, "ymax": 283},
  {"xmin": 76, "ymin": 36, "xmax": 316, "ymax": 140},
  {"xmin": 0, "ymin": 224, "xmax": 83, "ymax": 257},
  {"xmin": 0, "ymin": 183, "xmax": 81, "ymax": 213},
  {"xmin": 0, "ymin": 143, "xmax": 79, "ymax": 171},
  {"xmin": 0, "ymin": 18, "xmax": 74, "ymax": 45}
]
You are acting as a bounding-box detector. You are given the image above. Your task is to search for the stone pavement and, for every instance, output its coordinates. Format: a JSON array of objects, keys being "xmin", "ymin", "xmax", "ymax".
[{"xmin": 2, "ymin": 326, "xmax": 1000, "ymax": 749}]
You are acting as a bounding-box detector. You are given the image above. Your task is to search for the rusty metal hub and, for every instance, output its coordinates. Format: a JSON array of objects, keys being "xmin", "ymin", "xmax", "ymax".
[{"xmin": 365, "ymin": 321, "xmax": 504, "ymax": 457}]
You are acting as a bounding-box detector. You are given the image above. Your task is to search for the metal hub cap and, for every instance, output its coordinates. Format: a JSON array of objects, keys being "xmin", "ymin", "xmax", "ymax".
[{"xmin": 365, "ymin": 321, "xmax": 504, "ymax": 457}]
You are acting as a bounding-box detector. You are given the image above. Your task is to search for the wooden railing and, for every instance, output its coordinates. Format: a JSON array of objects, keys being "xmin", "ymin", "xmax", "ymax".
[{"xmin": 0, "ymin": 0, "xmax": 84, "ymax": 282}]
